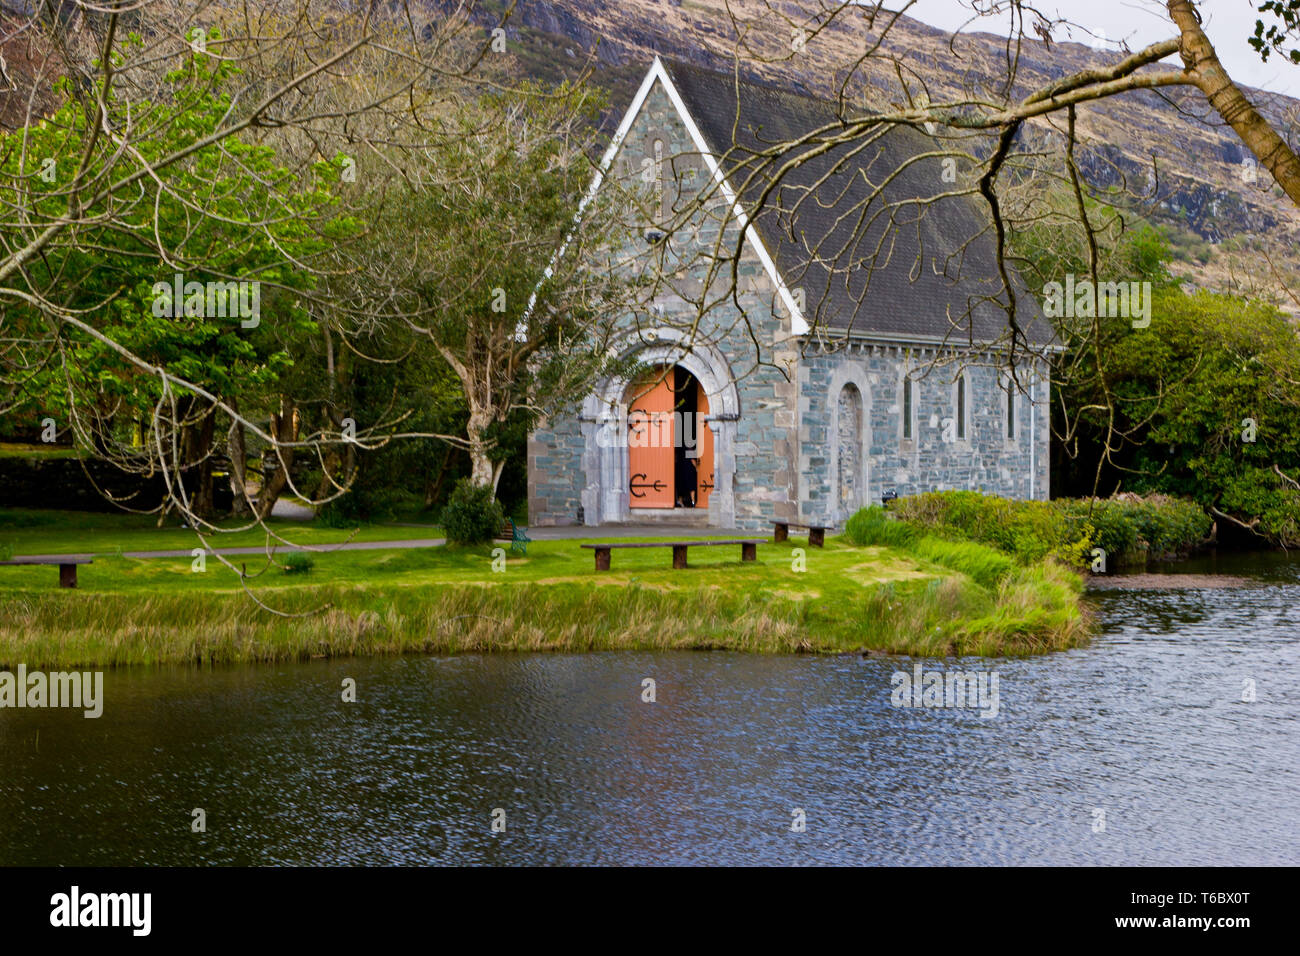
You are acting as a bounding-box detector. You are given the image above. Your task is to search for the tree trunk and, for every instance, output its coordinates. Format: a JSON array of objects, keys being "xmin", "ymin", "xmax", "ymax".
[
  {"xmin": 228, "ymin": 400, "xmax": 250, "ymax": 516},
  {"xmin": 178, "ymin": 399, "xmax": 216, "ymax": 519},
  {"xmin": 425, "ymin": 447, "xmax": 454, "ymax": 508},
  {"xmin": 1168, "ymin": 0, "xmax": 1300, "ymax": 207},
  {"xmin": 256, "ymin": 397, "xmax": 297, "ymax": 521},
  {"xmin": 466, "ymin": 405, "xmax": 496, "ymax": 491}
]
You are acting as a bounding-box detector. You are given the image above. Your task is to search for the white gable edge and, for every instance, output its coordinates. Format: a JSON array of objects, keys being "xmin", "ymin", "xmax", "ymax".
[{"xmin": 576, "ymin": 57, "xmax": 811, "ymax": 337}]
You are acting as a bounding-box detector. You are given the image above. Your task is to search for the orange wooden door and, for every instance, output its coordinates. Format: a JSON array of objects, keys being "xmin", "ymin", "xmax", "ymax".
[
  {"xmin": 695, "ymin": 382, "xmax": 714, "ymax": 509},
  {"xmin": 628, "ymin": 370, "xmax": 674, "ymax": 508}
]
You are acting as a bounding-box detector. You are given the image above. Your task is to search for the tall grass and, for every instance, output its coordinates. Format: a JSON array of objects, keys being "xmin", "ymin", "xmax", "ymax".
[
  {"xmin": 845, "ymin": 506, "xmax": 1016, "ymax": 588},
  {"xmin": 0, "ymin": 563, "xmax": 1089, "ymax": 668}
]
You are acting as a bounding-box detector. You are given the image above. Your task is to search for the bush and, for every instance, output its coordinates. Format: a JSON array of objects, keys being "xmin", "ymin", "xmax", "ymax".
[
  {"xmin": 1055, "ymin": 494, "xmax": 1211, "ymax": 563},
  {"xmin": 282, "ymin": 552, "xmax": 314, "ymax": 575},
  {"xmin": 438, "ymin": 479, "xmax": 504, "ymax": 546},
  {"xmin": 850, "ymin": 491, "xmax": 1209, "ymax": 572},
  {"xmin": 843, "ymin": 506, "xmax": 917, "ymax": 548},
  {"xmin": 890, "ymin": 491, "xmax": 1092, "ymax": 565}
]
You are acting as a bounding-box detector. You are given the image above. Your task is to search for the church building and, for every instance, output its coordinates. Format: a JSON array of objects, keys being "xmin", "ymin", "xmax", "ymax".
[{"xmin": 528, "ymin": 58, "xmax": 1055, "ymax": 530}]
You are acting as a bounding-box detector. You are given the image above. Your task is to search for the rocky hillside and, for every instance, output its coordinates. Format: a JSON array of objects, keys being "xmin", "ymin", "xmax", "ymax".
[
  {"xmin": 6, "ymin": 0, "xmax": 1299, "ymax": 302},
  {"xmin": 475, "ymin": 0, "xmax": 1300, "ymax": 305}
]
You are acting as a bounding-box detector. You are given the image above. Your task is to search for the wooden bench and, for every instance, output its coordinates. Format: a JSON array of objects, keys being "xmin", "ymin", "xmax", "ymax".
[
  {"xmin": 581, "ymin": 539, "xmax": 763, "ymax": 571},
  {"xmin": 494, "ymin": 518, "xmax": 532, "ymax": 554},
  {"xmin": 0, "ymin": 554, "xmax": 93, "ymax": 588},
  {"xmin": 771, "ymin": 520, "xmax": 832, "ymax": 547}
]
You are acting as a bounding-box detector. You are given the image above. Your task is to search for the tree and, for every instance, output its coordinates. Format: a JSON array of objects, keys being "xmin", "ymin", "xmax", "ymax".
[
  {"xmin": 0, "ymin": 0, "xmax": 506, "ymax": 531},
  {"xmin": 339, "ymin": 83, "xmax": 639, "ymax": 492}
]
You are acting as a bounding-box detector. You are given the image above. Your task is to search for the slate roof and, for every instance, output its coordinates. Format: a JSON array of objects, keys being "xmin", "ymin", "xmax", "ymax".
[{"xmin": 660, "ymin": 60, "xmax": 1054, "ymax": 347}]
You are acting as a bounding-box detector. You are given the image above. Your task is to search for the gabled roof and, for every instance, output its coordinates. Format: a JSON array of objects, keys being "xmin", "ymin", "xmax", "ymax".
[{"xmin": 639, "ymin": 58, "xmax": 1053, "ymax": 348}]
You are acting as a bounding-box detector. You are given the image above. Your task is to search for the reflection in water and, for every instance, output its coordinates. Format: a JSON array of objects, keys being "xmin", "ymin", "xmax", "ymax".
[{"xmin": 1, "ymin": 553, "xmax": 1297, "ymax": 865}]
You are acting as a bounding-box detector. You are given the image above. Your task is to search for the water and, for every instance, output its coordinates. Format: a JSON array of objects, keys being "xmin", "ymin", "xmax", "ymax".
[{"xmin": 1, "ymin": 552, "xmax": 1297, "ymax": 865}]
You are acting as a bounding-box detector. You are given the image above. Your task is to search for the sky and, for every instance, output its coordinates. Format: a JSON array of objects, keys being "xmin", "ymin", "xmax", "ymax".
[{"xmin": 906, "ymin": 0, "xmax": 1300, "ymax": 96}]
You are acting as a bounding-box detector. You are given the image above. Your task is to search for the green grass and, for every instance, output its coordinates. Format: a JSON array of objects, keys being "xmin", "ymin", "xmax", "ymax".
[
  {"xmin": 0, "ymin": 507, "xmax": 442, "ymax": 555},
  {"xmin": 0, "ymin": 442, "xmax": 78, "ymax": 460},
  {"xmin": 0, "ymin": 529, "xmax": 1091, "ymax": 666}
]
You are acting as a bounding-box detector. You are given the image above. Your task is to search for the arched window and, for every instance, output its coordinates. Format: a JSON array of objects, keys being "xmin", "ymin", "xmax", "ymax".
[
  {"xmin": 902, "ymin": 375, "xmax": 915, "ymax": 439},
  {"xmin": 837, "ymin": 384, "xmax": 863, "ymax": 516},
  {"xmin": 1004, "ymin": 376, "xmax": 1016, "ymax": 440},
  {"xmin": 955, "ymin": 373, "xmax": 967, "ymax": 440}
]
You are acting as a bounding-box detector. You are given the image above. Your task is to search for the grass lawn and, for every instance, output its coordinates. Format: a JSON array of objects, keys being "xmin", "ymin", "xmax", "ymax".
[
  {"xmin": 0, "ymin": 521, "xmax": 1090, "ymax": 666},
  {"xmin": 0, "ymin": 507, "xmax": 441, "ymax": 556},
  {"xmin": 0, "ymin": 442, "xmax": 78, "ymax": 460}
]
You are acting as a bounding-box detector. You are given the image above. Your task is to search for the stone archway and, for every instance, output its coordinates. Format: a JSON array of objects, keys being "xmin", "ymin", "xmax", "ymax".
[
  {"xmin": 579, "ymin": 329, "xmax": 739, "ymax": 526},
  {"xmin": 825, "ymin": 362, "xmax": 872, "ymax": 525}
]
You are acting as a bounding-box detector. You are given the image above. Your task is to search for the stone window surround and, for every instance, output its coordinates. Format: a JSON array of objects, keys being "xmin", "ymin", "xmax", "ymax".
[
  {"xmin": 899, "ymin": 364, "xmax": 919, "ymax": 447},
  {"xmin": 950, "ymin": 371, "xmax": 972, "ymax": 444},
  {"xmin": 823, "ymin": 361, "xmax": 872, "ymax": 524}
]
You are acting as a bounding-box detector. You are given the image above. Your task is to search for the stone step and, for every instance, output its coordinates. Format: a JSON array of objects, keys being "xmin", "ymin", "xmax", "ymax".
[{"xmin": 609, "ymin": 508, "xmax": 711, "ymax": 526}]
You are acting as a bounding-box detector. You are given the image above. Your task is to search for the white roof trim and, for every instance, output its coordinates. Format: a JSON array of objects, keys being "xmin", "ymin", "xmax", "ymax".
[
  {"xmin": 564, "ymin": 56, "xmax": 810, "ymax": 337},
  {"xmin": 647, "ymin": 57, "xmax": 810, "ymax": 335}
]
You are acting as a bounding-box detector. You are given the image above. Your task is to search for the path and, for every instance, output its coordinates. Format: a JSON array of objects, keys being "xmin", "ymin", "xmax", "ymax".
[{"xmin": 11, "ymin": 525, "xmax": 751, "ymax": 561}]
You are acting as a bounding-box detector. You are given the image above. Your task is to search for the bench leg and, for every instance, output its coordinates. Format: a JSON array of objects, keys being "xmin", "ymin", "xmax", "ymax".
[
  {"xmin": 594, "ymin": 547, "xmax": 611, "ymax": 571},
  {"xmin": 672, "ymin": 545, "xmax": 688, "ymax": 569},
  {"xmin": 773, "ymin": 523, "xmax": 789, "ymax": 542},
  {"xmin": 741, "ymin": 542, "xmax": 757, "ymax": 562},
  {"xmin": 59, "ymin": 563, "xmax": 77, "ymax": 588},
  {"xmin": 809, "ymin": 528, "xmax": 825, "ymax": 548}
]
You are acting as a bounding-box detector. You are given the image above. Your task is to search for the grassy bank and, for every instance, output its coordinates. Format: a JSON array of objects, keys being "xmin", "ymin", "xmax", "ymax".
[
  {"xmin": 0, "ymin": 531, "xmax": 1089, "ymax": 666},
  {"xmin": 0, "ymin": 507, "xmax": 441, "ymax": 556}
]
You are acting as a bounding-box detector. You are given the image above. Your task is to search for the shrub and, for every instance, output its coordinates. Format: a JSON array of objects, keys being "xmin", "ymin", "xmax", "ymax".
[
  {"xmin": 856, "ymin": 491, "xmax": 1209, "ymax": 571},
  {"xmin": 843, "ymin": 506, "xmax": 917, "ymax": 548},
  {"xmin": 891, "ymin": 491, "xmax": 1091, "ymax": 565},
  {"xmin": 438, "ymin": 479, "xmax": 504, "ymax": 547},
  {"xmin": 1055, "ymin": 494, "xmax": 1211, "ymax": 563},
  {"xmin": 282, "ymin": 552, "xmax": 314, "ymax": 575}
]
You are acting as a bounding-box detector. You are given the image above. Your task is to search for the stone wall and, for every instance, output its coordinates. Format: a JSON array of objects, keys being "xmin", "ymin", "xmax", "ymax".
[
  {"xmin": 527, "ymin": 76, "xmax": 1051, "ymax": 531},
  {"xmin": 799, "ymin": 344, "xmax": 1051, "ymax": 526},
  {"xmin": 528, "ymin": 80, "xmax": 800, "ymax": 529}
]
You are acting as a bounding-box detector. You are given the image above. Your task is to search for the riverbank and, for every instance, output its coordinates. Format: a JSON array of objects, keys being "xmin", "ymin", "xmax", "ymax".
[{"xmin": 0, "ymin": 534, "xmax": 1089, "ymax": 667}]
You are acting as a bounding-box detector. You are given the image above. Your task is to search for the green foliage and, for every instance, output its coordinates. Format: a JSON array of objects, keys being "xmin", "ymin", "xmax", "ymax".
[
  {"xmin": 1012, "ymin": 191, "xmax": 1300, "ymax": 547},
  {"xmin": 850, "ymin": 491, "xmax": 1210, "ymax": 571},
  {"xmin": 844, "ymin": 504, "xmax": 1016, "ymax": 589},
  {"xmin": 843, "ymin": 505, "xmax": 918, "ymax": 548},
  {"xmin": 282, "ymin": 552, "xmax": 314, "ymax": 575},
  {"xmin": 1251, "ymin": 1, "xmax": 1300, "ymax": 63},
  {"xmin": 891, "ymin": 491, "xmax": 1092, "ymax": 566},
  {"xmin": 438, "ymin": 480, "xmax": 504, "ymax": 547},
  {"xmin": 1053, "ymin": 496, "xmax": 1212, "ymax": 561}
]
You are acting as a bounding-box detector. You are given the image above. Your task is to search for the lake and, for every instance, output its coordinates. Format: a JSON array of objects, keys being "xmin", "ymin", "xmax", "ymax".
[{"xmin": 1, "ymin": 551, "xmax": 1296, "ymax": 865}]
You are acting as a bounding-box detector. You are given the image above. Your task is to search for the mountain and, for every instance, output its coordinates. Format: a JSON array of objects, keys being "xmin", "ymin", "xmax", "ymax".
[{"xmin": 476, "ymin": 0, "xmax": 1300, "ymax": 307}]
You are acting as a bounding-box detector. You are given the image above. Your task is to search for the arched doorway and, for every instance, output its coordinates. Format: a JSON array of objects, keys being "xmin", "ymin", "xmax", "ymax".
[
  {"xmin": 580, "ymin": 332, "xmax": 738, "ymax": 527},
  {"xmin": 626, "ymin": 364, "xmax": 714, "ymax": 511}
]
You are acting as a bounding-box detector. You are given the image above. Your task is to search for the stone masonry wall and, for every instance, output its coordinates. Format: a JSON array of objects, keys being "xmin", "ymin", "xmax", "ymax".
[{"xmin": 799, "ymin": 345, "xmax": 1051, "ymax": 526}]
